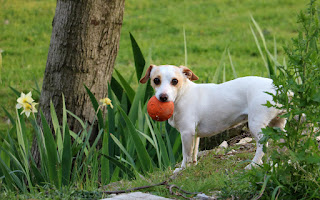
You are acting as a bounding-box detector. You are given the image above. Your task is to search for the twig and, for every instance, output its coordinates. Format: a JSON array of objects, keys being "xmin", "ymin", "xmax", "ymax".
[
  {"xmin": 167, "ymin": 184, "xmax": 199, "ymax": 199},
  {"xmin": 103, "ymin": 180, "xmax": 167, "ymax": 194},
  {"xmin": 103, "ymin": 176, "xmax": 201, "ymax": 199}
]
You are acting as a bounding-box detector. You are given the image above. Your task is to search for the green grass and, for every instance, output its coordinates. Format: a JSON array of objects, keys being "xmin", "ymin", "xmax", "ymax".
[
  {"xmin": 0, "ymin": 0, "xmax": 306, "ymax": 132},
  {"xmin": 0, "ymin": 145, "xmax": 255, "ymax": 199}
]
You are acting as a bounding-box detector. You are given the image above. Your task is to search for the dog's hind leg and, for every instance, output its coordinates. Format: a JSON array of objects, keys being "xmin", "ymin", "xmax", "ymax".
[{"xmin": 245, "ymin": 120, "xmax": 268, "ymax": 170}]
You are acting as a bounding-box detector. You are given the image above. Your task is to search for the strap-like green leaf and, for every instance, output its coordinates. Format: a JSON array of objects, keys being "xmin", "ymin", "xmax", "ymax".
[
  {"xmin": 61, "ymin": 124, "xmax": 72, "ymax": 186},
  {"xmin": 118, "ymin": 106, "xmax": 153, "ymax": 173},
  {"xmin": 130, "ymin": 32, "xmax": 146, "ymax": 81},
  {"xmin": 114, "ymin": 69, "xmax": 135, "ymax": 104},
  {"xmin": 40, "ymin": 111, "xmax": 59, "ymax": 188},
  {"xmin": 84, "ymin": 85, "xmax": 104, "ymax": 130},
  {"xmin": 101, "ymin": 154, "xmax": 135, "ymax": 179}
]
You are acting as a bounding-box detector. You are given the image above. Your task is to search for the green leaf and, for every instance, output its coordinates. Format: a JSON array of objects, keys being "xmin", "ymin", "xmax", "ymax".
[
  {"xmin": 263, "ymin": 100, "xmax": 274, "ymax": 108},
  {"xmin": 110, "ymin": 133, "xmax": 136, "ymax": 169},
  {"xmin": 118, "ymin": 106, "xmax": 153, "ymax": 173},
  {"xmin": 164, "ymin": 124, "xmax": 176, "ymax": 166},
  {"xmin": 101, "ymin": 130, "xmax": 110, "ymax": 185},
  {"xmin": 110, "ymin": 76, "xmax": 123, "ymax": 103},
  {"xmin": 30, "ymin": 118, "xmax": 49, "ymax": 181},
  {"xmin": 32, "ymin": 77, "xmax": 41, "ymax": 95},
  {"xmin": 183, "ymin": 27, "xmax": 188, "ymax": 67},
  {"xmin": 172, "ymin": 131, "xmax": 182, "ymax": 159},
  {"xmin": 213, "ymin": 48, "xmax": 227, "ymax": 83},
  {"xmin": 87, "ymin": 129, "xmax": 103, "ymax": 162},
  {"xmin": 84, "ymin": 85, "xmax": 104, "ymax": 130},
  {"xmin": 0, "ymin": 158, "xmax": 17, "ymax": 191},
  {"xmin": 61, "ymin": 124, "xmax": 72, "ymax": 186},
  {"xmin": 2, "ymin": 107, "xmax": 15, "ymax": 125},
  {"xmin": 40, "ymin": 111, "xmax": 59, "ymax": 188},
  {"xmin": 128, "ymin": 83, "xmax": 147, "ymax": 122},
  {"xmin": 50, "ymin": 100, "xmax": 63, "ymax": 161},
  {"xmin": 30, "ymin": 160, "xmax": 45, "ymax": 186},
  {"xmin": 101, "ymin": 154, "xmax": 135, "ymax": 179},
  {"xmin": 9, "ymin": 86, "xmax": 20, "ymax": 97},
  {"xmin": 62, "ymin": 94, "xmax": 67, "ymax": 141},
  {"xmin": 114, "ymin": 69, "xmax": 135, "ymax": 104},
  {"xmin": 254, "ymin": 175, "xmax": 271, "ymax": 200},
  {"xmin": 142, "ymin": 49, "xmax": 154, "ymax": 103},
  {"xmin": 152, "ymin": 120, "xmax": 170, "ymax": 168},
  {"xmin": 228, "ymin": 49, "xmax": 237, "ymax": 78},
  {"xmin": 130, "ymin": 32, "xmax": 146, "ymax": 81},
  {"xmin": 266, "ymin": 54, "xmax": 275, "ymax": 78},
  {"xmin": 0, "ymin": 145, "xmax": 28, "ymax": 192},
  {"xmin": 145, "ymin": 115, "xmax": 161, "ymax": 167},
  {"xmin": 110, "ymin": 167, "xmax": 120, "ymax": 182}
]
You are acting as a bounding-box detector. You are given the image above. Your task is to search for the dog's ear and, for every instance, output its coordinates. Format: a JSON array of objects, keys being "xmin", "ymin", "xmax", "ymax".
[
  {"xmin": 139, "ymin": 65, "xmax": 154, "ymax": 84},
  {"xmin": 180, "ymin": 66, "xmax": 199, "ymax": 81}
]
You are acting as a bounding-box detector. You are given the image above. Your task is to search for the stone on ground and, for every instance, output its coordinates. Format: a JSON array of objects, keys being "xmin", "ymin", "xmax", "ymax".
[{"xmin": 102, "ymin": 192, "xmax": 173, "ymax": 200}]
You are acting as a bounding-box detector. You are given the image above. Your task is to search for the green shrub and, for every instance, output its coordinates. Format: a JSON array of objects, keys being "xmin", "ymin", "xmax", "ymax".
[{"xmin": 224, "ymin": 1, "xmax": 320, "ymax": 199}]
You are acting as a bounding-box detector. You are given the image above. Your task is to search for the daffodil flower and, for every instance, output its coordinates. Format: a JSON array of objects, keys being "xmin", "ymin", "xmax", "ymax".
[
  {"xmin": 16, "ymin": 92, "xmax": 38, "ymax": 117},
  {"xmin": 20, "ymin": 102, "xmax": 38, "ymax": 118},
  {"xmin": 99, "ymin": 97, "xmax": 113, "ymax": 109}
]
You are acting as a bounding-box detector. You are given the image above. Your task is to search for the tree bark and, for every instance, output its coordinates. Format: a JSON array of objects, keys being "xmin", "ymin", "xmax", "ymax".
[{"xmin": 32, "ymin": 0, "xmax": 125, "ymax": 164}]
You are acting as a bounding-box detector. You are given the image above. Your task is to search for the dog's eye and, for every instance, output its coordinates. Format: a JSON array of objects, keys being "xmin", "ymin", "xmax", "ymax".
[
  {"xmin": 154, "ymin": 78, "xmax": 161, "ymax": 85},
  {"xmin": 171, "ymin": 79, "xmax": 178, "ymax": 86}
]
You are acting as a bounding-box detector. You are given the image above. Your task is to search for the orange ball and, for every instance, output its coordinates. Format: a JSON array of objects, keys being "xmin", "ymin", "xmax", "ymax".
[{"xmin": 147, "ymin": 96, "xmax": 174, "ymax": 121}]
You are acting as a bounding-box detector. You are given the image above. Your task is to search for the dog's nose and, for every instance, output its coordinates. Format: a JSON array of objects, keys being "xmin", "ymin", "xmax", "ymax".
[{"xmin": 159, "ymin": 93, "xmax": 168, "ymax": 102}]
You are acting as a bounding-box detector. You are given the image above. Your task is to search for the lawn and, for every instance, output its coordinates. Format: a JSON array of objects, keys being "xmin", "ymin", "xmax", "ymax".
[
  {"xmin": 0, "ymin": 0, "xmax": 306, "ymax": 132},
  {"xmin": 0, "ymin": 1, "xmax": 318, "ymax": 199}
]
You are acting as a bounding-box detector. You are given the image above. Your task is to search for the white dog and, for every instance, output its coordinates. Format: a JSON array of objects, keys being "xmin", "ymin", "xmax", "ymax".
[{"xmin": 140, "ymin": 65, "xmax": 286, "ymax": 173}]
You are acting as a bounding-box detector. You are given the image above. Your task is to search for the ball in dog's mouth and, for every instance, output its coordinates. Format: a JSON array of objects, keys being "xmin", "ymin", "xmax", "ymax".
[{"xmin": 147, "ymin": 96, "xmax": 174, "ymax": 121}]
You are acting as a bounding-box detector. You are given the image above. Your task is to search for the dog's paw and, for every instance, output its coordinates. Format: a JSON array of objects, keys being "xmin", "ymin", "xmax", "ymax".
[
  {"xmin": 244, "ymin": 164, "xmax": 253, "ymax": 170},
  {"xmin": 245, "ymin": 161, "xmax": 262, "ymax": 170},
  {"xmin": 173, "ymin": 167, "xmax": 183, "ymax": 174}
]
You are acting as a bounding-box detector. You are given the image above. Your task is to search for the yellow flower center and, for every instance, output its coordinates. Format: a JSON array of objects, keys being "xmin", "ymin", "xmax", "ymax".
[{"xmin": 24, "ymin": 103, "xmax": 32, "ymax": 111}]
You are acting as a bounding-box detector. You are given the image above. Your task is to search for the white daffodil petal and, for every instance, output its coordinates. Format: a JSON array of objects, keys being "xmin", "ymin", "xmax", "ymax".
[
  {"xmin": 25, "ymin": 111, "xmax": 31, "ymax": 118},
  {"xmin": 16, "ymin": 104, "xmax": 22, "ymax": 109}
]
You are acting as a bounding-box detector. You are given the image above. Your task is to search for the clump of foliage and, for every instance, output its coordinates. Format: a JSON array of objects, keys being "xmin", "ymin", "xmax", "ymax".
[
  {"xmin": 0, "ymin": 34, "xmax": 182, "ymax": 197},
  {"xmin": 223, "ymin": 1, "xmax": 320, "ymax": 199}
]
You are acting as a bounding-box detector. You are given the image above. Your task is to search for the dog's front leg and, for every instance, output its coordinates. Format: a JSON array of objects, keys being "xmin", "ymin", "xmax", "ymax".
[
  {"xmin": 173, "ymin": 131, "xmax": 195, "ymax": 173},
  {"xmin": 193, "ymin": 136, "xmax": 200, "ymax": 164}
]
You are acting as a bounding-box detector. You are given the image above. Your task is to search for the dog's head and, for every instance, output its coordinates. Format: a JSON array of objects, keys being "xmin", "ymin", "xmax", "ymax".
[{"xmin": 139, "ymin": 65, "xmax": 198, "ymax": 102}]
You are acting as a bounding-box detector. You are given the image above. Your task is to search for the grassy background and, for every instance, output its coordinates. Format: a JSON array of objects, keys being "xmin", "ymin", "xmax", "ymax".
[{"xmin": 0, "ymin": 0, "xmax": 306, "ymax": 132}]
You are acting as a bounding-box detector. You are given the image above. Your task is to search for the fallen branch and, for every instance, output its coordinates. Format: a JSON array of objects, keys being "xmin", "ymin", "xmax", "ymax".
[
  {"xmin": 103, "ymin": 176, "xmax": 200, "ymax": 199},
  {"xmin": 103, "ymin": 180, "xmax": 167, "ymax": 194}
]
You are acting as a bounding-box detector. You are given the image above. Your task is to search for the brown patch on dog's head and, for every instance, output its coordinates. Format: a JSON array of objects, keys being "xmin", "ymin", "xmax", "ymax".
[
  {"xmin": 179, "ymin": 66, "xmax": 199, "ymax": 81},
  {"xmin": 140, "ymin": 65, "xmax": 155, "ymax": 84}
]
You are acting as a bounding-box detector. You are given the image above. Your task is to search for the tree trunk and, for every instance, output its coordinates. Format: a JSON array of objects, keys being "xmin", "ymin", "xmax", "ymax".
[{"xmin": 32, "ymin": 0, "xmax": 125, "ymax": 164}]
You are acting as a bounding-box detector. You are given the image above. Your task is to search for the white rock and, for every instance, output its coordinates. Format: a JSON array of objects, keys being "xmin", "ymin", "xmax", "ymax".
[
  {"xmin": 103, "ymin": 192, "xmax": 173, "ymax": 200},
  {"xmin": 194, "ymin": 193, "xmax": 216, "ymax": 200},
  {"xmin": 219, "ymin": 141, "xmax": 228, "ymax": 149},
  {"xmin": 236, "ymin": 137, "xmax": 253, "ymax": 145},
  {"xmin": 227, "ymin": 149, "xmax": 236, "ymax": 155}
]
